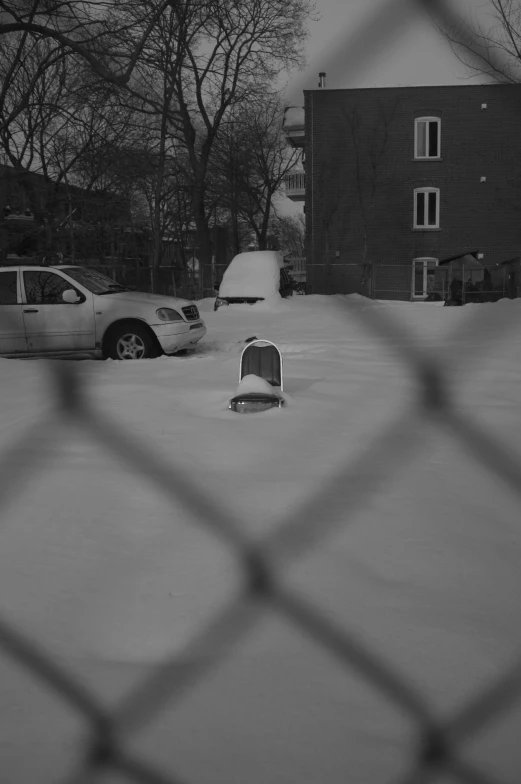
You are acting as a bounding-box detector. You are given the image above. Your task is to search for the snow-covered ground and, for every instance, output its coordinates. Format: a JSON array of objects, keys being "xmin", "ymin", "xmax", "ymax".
[{"xmin": 1, "ymin": 294, "xmax": 521, "ymax": 784}]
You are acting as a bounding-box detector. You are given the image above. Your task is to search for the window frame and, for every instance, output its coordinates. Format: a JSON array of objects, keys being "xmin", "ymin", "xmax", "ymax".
[
  {"xmin": 413, "ymin": 187, "xmax": 440, "ymax": 229},
  {"xmin": 414, "ymin": 117, "xmax": 441, "ymax": 159},
  {"xmin": 21, "ymin": 269, "xmax": 85, "ymax": 306}
]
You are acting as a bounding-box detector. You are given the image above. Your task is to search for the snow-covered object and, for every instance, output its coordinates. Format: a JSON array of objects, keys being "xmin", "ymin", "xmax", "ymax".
[
  {"xmin": 282, "ymin": 106, "xmax": 305, "ymax": 132},
  {"xmin": 234, "ymin": 373, "xmax": 280, "ymax": 396},
  {"xmin": 218, "ymin": 251, "xmax": 283, "ymax": 299}
]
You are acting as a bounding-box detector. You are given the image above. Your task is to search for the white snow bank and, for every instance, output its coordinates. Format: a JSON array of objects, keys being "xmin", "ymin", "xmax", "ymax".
[
  {"xmin": 1, "ymin": 294, "xmax": 521, "ymax": 783},
  {"xmin": 218, "ymin": 251, "xmax": 283, "ymax": 299},
  {"xmin": 235, "ymin": 374, "xmax": 279, "ymax": 395},
  {"xmin": 282, "ymin": 106, "xmax": 305, "ymax": 130},
  {"xmin": 238, "ymin": 296, "xmax": 293, "ymax": 312}
]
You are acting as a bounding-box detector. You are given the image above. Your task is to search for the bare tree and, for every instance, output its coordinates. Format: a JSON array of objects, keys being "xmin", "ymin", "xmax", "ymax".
[
  {"xmin": 432, "ymin": 0, "xmax": 521, "ymax": 82},
  {"xmin": 1, "ymin": 0, "xmax": 317, "ymax": 289},
  {"xmin": 206, "ymin": 118, "xmax": 250, "ymax": 256},
  {"xmin": 0, "ymin": 32, "xmax": 67, "ymax": 167},
  {"xmin": 269, "ymin": 213, "xmax": 305, "ymax": 256},
  {"xmin": 0, "ymin": 0, "xmax": 171, "ymax": 90},
  {"xmin": 0, "ymin": 37, "xmax": 148, "ymax": 260},
  {"xmin": 127, "ymin": 0, "xmax": 315, "ymax": 293},
  {"xmin": 210, "ymin": 97, "xmax": 301, "ymax": 251},
  {"xmin": 124, "ymin": 2, "xmax": 195, "ymax": 285},
  {"xmin": 0, "ymin": 25, "xmax": 144, "ymax": 178}
]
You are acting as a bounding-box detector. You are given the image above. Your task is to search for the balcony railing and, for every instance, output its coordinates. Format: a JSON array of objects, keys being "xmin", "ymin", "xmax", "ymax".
[
  {"xmin": 284, "ymin": 172, "xmax": 305, "ymax": 201},
  {"xmin": 3, "ymin": 211, "xmax": 34, "ymax": 223}
]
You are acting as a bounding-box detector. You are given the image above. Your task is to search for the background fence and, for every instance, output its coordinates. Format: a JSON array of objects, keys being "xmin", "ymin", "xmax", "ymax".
[
  {"xmin": 372, "ymin": 263, "xmax": 510, "ymax": 302},
  {"xmin": 304, "ymin": 262, "xmax": 512, "ymax": 302},
  {"xmin": 92, "ymin": 262, "xmax": 308, "ymax": 300},
  {"xmin": 1, "ymin": 1, "xmax": 521, "ymax": 783},
  {"xmin": 89, "ymin": 264, "xmax": 207, "ymax": 302}
]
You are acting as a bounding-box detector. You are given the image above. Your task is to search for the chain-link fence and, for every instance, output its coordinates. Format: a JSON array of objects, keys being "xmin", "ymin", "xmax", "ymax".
[
  {"xmin": 96, "ymin": 262, "xmax": 307, "ymax": 301},
  {"xmin": 304, "ymin": 263, "xmax": 512, "ymax": 302},
  {"xmin": 1, "ymin": 1, "xmax": 521, "ymax": 783},
  {"xmin": 373, "ymin": 263, "xmax": 510, "ymax": 302},
  {"xmin": 88, "ymin": 264, "xmax": 208, "ymax": 302}
]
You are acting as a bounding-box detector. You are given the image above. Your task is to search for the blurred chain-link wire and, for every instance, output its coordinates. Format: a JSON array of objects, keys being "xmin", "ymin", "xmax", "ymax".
[{"xmin": 1, "ymin": 1, "xmax": 521, "ymax": 783}]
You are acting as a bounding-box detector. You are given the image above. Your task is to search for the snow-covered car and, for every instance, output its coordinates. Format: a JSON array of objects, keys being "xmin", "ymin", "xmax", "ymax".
[
  {"xmin": 214, "ymin": 250, "xmax": 293, "ymax": 311},
  {"xmin": 0, "ymin": 263, "xmax": 206, "ymax": 359}
]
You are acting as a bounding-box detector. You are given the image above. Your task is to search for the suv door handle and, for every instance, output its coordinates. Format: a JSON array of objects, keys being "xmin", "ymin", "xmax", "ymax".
[{"xmin": 23, "ymin": 309, "xmax": 39, "ymax": 313}]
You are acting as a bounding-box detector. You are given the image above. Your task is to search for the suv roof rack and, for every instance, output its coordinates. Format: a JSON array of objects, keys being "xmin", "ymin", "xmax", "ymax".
[{"xmin": 0, "ymin": 256, "xmax": 51, "ymax": 267}]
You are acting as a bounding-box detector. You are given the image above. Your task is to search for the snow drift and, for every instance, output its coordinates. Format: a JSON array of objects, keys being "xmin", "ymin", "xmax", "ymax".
[{"xmin": 0, "ymin": 295, "xmax": 521, "ymax": 783}]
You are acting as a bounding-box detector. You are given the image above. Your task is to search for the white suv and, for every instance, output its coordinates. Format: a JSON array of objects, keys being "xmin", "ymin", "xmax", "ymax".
[{"xmin": 0, "ymin": 264, "xmax": 207, "ymax": 360}]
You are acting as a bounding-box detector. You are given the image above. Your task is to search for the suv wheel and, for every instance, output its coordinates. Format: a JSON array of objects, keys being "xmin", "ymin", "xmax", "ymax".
[{"xmin": 108, "ymin": 323, "xmax": 157, "ymax": 360}]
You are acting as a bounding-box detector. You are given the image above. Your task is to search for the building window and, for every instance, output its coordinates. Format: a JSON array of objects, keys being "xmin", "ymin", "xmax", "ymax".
[
  {"xmin": 415, "ymin": 117, "xmax": 441, "ymax": 158},
  {"xmin": 414, "ymin": 187, "xmax": 440, "ymax": 229}
]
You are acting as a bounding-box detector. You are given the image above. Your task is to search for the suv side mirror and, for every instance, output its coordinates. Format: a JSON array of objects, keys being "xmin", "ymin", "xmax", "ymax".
[{"xmin": 62, "ymin": 289, "xmax": 82, "ymax": 304}]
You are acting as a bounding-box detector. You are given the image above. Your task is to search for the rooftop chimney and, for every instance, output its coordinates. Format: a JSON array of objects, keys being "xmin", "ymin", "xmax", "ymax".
[{"xmin": 318, "ymin": 72, "xmax": 326, "ymax": 88}]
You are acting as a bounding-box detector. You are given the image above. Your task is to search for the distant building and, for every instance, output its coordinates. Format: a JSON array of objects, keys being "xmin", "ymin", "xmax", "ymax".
[
  {"xmin": 284, "ymin": 84, "xmax": 521, "ymax": 300},
  {"xmin": 0, "ymin": 164, "xmax": 131, "ymax": 264}
]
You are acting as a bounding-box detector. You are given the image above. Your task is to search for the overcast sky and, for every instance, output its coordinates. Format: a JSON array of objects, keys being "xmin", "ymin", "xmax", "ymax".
[{"xmin": 285, "ymin": 0, "xmax": 495, "ymax": 103}]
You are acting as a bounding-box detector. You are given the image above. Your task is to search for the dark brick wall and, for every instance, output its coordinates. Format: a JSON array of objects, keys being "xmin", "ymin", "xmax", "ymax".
[{"xmin": 304, "ymin": 84, "xmax": 521, "ymax": 298}]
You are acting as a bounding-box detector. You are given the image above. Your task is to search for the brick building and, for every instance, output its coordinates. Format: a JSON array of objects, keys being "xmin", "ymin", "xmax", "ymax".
[{"xmin": 285, "ymin": 84, "xmax": 521, "ymax": 300}]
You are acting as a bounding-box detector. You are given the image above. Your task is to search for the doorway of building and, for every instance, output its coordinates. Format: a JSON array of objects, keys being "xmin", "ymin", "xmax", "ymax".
[{"xmin": 412, "ymin": 257, "xmax": 438, "ymax": 299}]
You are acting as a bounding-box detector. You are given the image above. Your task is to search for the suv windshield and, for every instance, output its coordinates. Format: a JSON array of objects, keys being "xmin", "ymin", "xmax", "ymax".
[{"xmin": 63, "ymin": 267, "xmax": 129, "ymax": 295}]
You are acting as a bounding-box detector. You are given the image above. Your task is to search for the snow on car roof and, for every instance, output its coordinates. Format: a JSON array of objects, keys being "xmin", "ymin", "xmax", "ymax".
[{"xmin": 218, "ymin": 251, "xmax": 284, "ymax": 299}]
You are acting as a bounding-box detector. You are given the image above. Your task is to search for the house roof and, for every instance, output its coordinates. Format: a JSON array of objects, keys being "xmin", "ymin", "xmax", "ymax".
[
  {"xmin": 496, "ymin": 256, "xmax": 521, "ymax": 267},
  {"xmin": 438, "ymin": 251, "xmax": 480, "ymax": 265},
  {"xmin": 304, "ymin": 83, "xmax": 521, "ymax": 95}
]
